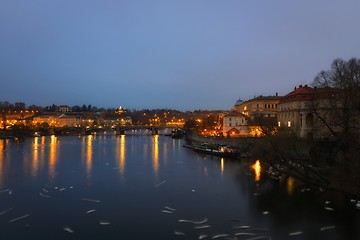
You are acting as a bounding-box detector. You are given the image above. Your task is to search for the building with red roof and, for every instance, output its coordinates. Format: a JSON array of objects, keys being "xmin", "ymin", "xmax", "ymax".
[{"xmin": 277, "ymin": 85, "xmax": 340, "ymax": 138}]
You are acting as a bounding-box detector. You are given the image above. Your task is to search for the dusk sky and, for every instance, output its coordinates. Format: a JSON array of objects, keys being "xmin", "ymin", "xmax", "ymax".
[{"xmin": 1, "ymin": 0, "xmax": 359, "ymax": 110}]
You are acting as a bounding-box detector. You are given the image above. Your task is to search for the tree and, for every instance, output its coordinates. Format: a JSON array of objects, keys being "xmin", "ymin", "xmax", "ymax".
[
  {"xmin": 313, "ymin": 58, "xmax": 360, "ymax": 160},
  {"xmin": 255, "ymin": 58, "xmax": 360, "ymax": 198}
]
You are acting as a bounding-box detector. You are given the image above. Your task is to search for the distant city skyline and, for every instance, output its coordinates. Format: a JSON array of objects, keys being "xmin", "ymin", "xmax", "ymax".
[{"xmin": 1, "ymin": 0, "xmax": 360, "ymax": 110}]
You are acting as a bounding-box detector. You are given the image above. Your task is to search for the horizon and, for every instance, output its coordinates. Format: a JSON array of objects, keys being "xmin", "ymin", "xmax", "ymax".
[{"xmin": 1, "ymin": 1, "xmax": 359, "ymax": 110}]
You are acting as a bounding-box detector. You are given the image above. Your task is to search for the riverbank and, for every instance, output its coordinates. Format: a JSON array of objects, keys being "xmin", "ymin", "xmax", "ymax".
[{"xmin": 184, "ymin": 132, "xmax": 360, "ymax": 199}]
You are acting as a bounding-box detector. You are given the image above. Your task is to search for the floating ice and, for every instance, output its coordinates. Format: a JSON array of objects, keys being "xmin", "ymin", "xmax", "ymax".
[
  {"xmin": 0, "ymin": 207, "xmax": 14, "ymax": 216},
  {"xmin": 161, "ymin": 210, "xmax": 173, "ymax": 214},
  {"xmin": 324, "ymin": 207, "xmax": 334, "ymax": 211},
  {"xmin": 194, "ymin": 225, "xmax": 211, "ymax": 229},
  {"xmin": 86, "ymin": 209, "xmax": 96, "ymax": 214},
  {"xmin": 63, "ymin": 226, "xmax": 74, "ymax": 233},
  {"xmin": 320, "ymin": 225, "xmax": 335, "ymax": 231},
  {"xmin": 81, "ymin": 198, "xmax": 101, "ymax": 203},
  {"xmin": 234, "ymin": 232, "xmax": 256, "ymax": 236},
  {"xmin": 179, "ymin": 218, "xmax": 208, "ymax": 224},
  {"xmin": 198, "ymin": 234, "xmax": 208, "ymax": 239},
  {"xmin": 99, "ymin": 220, "xmax": 111, "ymax": 225},
  {"xmin": 0, "ymin": 188, "xmax": 9, "ymax": 193},
  {"xmin": 174, "ymin": 230, "xmax": 186, "ymax": 236},
  {"xmin": 262, "ymin": 211, "xmax": 270, "ymax": 215},
  {"xmin": 212, "ymin": 233, "xmax": 229, "ymax": 239},
  {"xmin": 154, "ymin": 180, "xmax": 167, "ymax": 187},
  {"xmin": 233, "ymin": 225, "xmax": 251, "ymax": 229},
  {"xmin": 164, "ymin": 206, "xmax": 176, "ymax": 212},
  {"xmin": 39, "ymin": 192, "xmax": 51, "ymax": 198},
  {"xmin": 245, "ymin": 236, "xmax": 272, "ymax": 240},
  {"xmin": 9, "ymin": 214, "xmax": 31, "ymax": 223},
  {"xmin": 288, "ymin": 231, "xmax": 303, "ymax": 236}
]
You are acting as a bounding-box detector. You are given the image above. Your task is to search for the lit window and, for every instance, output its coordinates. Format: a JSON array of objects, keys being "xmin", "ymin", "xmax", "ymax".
[
  {"xmin": 278, "ymin": 121, "xmax": 281, "ymax": 127},
  {"xmin": 287, "ymin": 121, "xmax": 291, "ymax": 127}
]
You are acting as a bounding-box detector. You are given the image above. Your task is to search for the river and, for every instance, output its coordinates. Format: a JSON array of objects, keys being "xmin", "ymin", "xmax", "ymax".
[{"xmin": 0, "ymin": 133, "xmax": 359, "ymax": 239}]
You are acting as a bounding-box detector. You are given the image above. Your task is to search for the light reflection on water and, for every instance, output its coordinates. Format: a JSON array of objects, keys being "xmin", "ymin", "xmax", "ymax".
[
  {"xmin": 118, "ymin": 135, "xmax": 126, "ymax": 177},
  {"xmin": 251, "ymin": 159, "xmax": 261, "ymax": 182},
  {"xmin": 0, "ymin": 136, "xmax": 359, "ymax": 240}
]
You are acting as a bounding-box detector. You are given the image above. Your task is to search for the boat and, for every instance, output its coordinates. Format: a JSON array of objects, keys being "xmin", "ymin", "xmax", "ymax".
[{"xmin": 191, "ymin": 143, "xmax": 241, "ymax": 158}]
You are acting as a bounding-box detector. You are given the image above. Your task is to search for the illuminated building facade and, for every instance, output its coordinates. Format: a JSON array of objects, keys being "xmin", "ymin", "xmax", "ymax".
[
  {"xmin": 277, "ymin": 85, "xmax": 340, "ymax": 138},
  {"xmin": 222, "ymin": 110, "xmax": 250, "ymax": 137}
]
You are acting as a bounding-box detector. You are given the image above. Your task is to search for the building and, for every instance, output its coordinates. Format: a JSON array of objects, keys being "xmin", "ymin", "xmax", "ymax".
[
  {"xmin": 223, "ymin": 110, "xmax": 250, "ymax": 137},
  {"xmin": 58, "ymin": 105, "xmax": 71, "ymax": 112},
  {"xmin": 233, "ymin": 94, "xmax": 281, "ymax": 122},
  {"xmin": 277, "ymin": 85, "xmax": 340, "ymax": 138},
  {"xmin": 33, "ymin": 114, "xmax": 82, "ymax": 127},
  {"xmin": 224, "ymin": 94, "xmax": 281, "ymax": 137}
]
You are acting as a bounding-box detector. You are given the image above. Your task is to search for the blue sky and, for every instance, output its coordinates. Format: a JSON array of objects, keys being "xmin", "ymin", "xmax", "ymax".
[{"xmin": 1, "ymin": 0, "xmax": 359, "ymax": 110}]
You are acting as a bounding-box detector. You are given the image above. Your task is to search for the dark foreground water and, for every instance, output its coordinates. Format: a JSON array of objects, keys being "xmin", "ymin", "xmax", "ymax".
[{"xmin": 0, "ymin": 133, "xmax": 359, "ymax": 240}]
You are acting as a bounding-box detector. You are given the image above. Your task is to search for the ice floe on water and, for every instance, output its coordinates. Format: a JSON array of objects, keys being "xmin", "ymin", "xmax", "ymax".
[
  {"xmin": 0, "ymin": 207, "xmax": 14, "ymax": 216},
  {"xmin": 324, "ymin": 207, "xmax": 334, "ymax": 211},
  {"xmin": 164, "ymin": 206, "xmax": 176, "ymax": 212},
  {"xmin": 154, "ymin": 180, "xmax": 167, "ymax": 187},
  {"xmin": 161, "ymin": 210, "xmax": 173, "ymax": 214},
  {"xmin": 9, "ymin": 214, "xmax": 31, "ymax": 223},
  {"xmin": 194, "ymin": 224, "xmax": 211, "ymax": 229},
  {"xmin": 320, "ymin": 225, "xmax": 336, "ymax": 231},
  {"xmin": 86, "ymin": 209, "xmax": 96, "ymax": 214},
  {"xmin": 178, "ymin": 218, "xmax": 208, "ymax": 224},
  {"xmin": 81, "ymin": 198, "xmax": 101, "ymax": 203},
  {"xmin": 39, "ymin": 192, "xmax": 51, "ymax": 198},
  {"xmin": 198, "ymin": 234, "xmax": 209, "ymax": 239},
  {"xmin": 174, "ymin": 230, "xmax": 186, "ymax": 236},
  {"xmin": 288, "ymin": 231, "xmax": 303, "ymax": 236},
  {"xmin": 99, "ymin": 220, "xmax": 111, "ymax": 225},
  {"xmin": 63, "ymin": 226, "xmax": 74, "ymax": 233},
  {"xmin": 211, "ymin": 233, "xmax": 229, "ymax": 239},
  {"xmin": 232, "ymin": 225, "xmax": 251, "ymax": 229},
  {"xmin": 161, "ymin": 205, "xmax": 176, "ymax": 214}
]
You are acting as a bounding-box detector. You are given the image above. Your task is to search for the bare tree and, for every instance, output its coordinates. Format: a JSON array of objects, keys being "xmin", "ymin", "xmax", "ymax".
[
  {"xmin": 254, "ymin": 58, "xmax": 360, "ymax": 198},
  {"xmin": 313, "ymin": 58, "xmax": 360, "ymax": 161}
]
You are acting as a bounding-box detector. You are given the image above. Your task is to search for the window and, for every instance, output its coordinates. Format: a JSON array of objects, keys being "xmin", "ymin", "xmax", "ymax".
[
  {"xmin": 278, "ymin": 121, "xmax": 281, "ymax": 127},
  {"xmin": 287, "ymin": 121, "xmax": 291, "ymax": 127}
]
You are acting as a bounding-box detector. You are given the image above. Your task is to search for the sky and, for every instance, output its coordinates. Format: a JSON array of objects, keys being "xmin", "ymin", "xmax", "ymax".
[{"xmin": 1, "ymin": 0, "xmax": 359, "ymax": 110}]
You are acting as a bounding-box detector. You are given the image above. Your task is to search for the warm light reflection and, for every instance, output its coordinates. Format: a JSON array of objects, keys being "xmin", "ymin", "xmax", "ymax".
[
  {"xmin": 0, "ymin": 140, "xmax": 4, "ymax": 186},
  {"xmin": 86, "ymin": 135, "xmax": 93, "ymax": 175},
  {"xmin": 220, "ymin": 158, "xmax": 225, "ymax": 173},
  {"xmin": 152, "ymin": 135, "xmax": 159, "ymax": 176},
  {"xmin": 119, "ymin": 135, "xmax": 126, "ymax": 176},
  {"xmin": 251, "ymin": 160, "xmax": 261, "ymax": 181},
  {"xmin": 32, "ymin": 137, "xmax": 39, "ymax": 177},
  {"xmin": 287, "ymin": 177, "xmax": 295, "ymax": 196},
  {"xmin": 49, "ymin": 135, "xmax": 58, "ymax": 176}
]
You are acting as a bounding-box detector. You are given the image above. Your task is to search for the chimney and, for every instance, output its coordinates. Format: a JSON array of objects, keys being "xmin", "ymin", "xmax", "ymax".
[{"xmin": 299, "ymin": 85, "xmax": 302, "ymax": 88}]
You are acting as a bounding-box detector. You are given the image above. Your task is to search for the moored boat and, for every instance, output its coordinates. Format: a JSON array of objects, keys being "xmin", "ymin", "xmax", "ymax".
[{"xmin": 191, "ymin": 143, "xmax": 241, "ymax": 158}]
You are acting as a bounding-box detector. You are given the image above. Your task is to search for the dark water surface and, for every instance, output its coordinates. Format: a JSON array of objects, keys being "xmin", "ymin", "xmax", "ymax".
[{"xmin": 0, "ymin": 134, "xmax": 359, "ymax": 240}]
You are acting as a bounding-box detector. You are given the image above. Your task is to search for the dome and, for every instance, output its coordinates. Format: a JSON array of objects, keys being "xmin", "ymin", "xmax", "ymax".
[{"xmin": 234, "ymin": 99, "xmax": 244, "ymax": 106}]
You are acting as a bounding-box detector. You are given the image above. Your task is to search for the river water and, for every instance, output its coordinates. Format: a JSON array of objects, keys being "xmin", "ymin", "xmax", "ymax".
[{"xmin": 0, "ymin": 133, "xmax": 359, "ymax": 240}]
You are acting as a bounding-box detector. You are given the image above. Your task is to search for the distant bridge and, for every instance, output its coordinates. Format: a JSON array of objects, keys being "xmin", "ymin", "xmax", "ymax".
[{"xmin": 52, "ymin": 124, "xmax": 183, "ymax": 136}]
